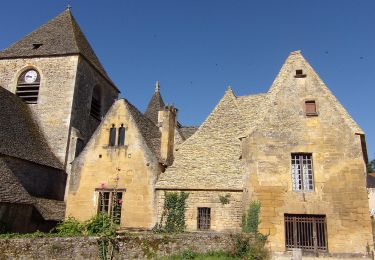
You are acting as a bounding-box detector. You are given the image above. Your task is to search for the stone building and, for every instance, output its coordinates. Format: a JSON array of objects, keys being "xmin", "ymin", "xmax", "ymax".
[
  {"xmin": 65, "ymin": 84, "xmax": 197, "ymax": 229},
  {"xmin": 156, "ymin": 51, "xmax": 372, "ymax": 256},
  {"xmin": 0, "ymin": 87, "xmax": 66, "ymax": 232},
  {"xmin": 0, "ymin": 7, "xmax": 372, "ymax": 257},
  {"xmin": 0, "ymin": 9, "xmax": 119, "ymax": 178},
  {"xmin": 0, "ymin": 9, "xmax": 118, "ymax": 231}
]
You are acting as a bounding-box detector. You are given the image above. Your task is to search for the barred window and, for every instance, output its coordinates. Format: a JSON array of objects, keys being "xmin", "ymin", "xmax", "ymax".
[
  {"xmin": 197, "ymin": 207, "xmax": 211, "ymax": 230},
  {"xmin": 16, "ymin": 69, "xmax": 40, "ymax": 104},
  {"xmin": 98, "ymin": 190, "xmax": 123, "ymax": 224},
  {"xmin": 285, "ymin": 214, "xmax": 327, "ymax": 252},
  {"xmin": 291, "ymin": 154, "xmax": 314, "ymax": 191}
]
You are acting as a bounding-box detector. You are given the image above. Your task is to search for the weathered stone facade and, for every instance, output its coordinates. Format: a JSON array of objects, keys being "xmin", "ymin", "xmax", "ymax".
[
  {"xmin": 241, "ymin": 52, "xmax": 372, "ymax": 254},
  {"xmin": 66, "ymin": 99, "xmax": 162, "ymax": 229}
]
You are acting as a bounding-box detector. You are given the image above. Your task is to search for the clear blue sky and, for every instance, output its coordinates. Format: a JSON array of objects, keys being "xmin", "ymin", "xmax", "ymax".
[{"xmin": 1, "ymin": 1, "xmax": 374, "ymax": 159}]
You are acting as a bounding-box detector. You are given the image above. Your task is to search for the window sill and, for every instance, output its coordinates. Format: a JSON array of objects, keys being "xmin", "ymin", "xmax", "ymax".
[
  {"xmin": 306, "ymin": 113, "xmax": 318, "ymax": 117},
  {"xmin": 104, "ymin": 145, "xmax": 128, "ymax": 149}
]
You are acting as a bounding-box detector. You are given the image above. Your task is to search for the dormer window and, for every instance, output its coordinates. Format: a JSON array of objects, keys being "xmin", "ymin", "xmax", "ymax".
[
  {"xmin": 305, "ymin": 100, "xmax": 317, "ymax": 116},
  {"xmin": 16, "ymin": 69, "xmax": 40, "ymax": 104},
  {"xmin": 295, "ymin": 69, "xmax": 306, "ymax": 78}
]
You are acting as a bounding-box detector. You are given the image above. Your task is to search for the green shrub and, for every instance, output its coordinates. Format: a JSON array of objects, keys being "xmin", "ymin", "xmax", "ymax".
[
  {"xmin": 242, "ymin": 201, "xmax": 261, "ymax": 233},
  {"xmin": 232, "ymin": 234, "xmax": 269, "ymax": 260},
  {"xmin": 55, "ymin": 217, "xmax": 84, "ymax": 236},
  {"xmin": 85, "ymin": 212, "xmax": 117, "ymax": 237}
]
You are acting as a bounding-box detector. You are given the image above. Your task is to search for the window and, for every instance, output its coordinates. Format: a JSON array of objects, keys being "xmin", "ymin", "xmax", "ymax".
[
  {"xmin": 109, "ymin": 125, "xmax": 116, "ymax": 146},
  {"xmin": 16, "ymin": 69, "xmax": 40, "ymax": 104},
  {"xmin": 75, "ymin": 138, "xmax": 84, "ymax": 158},
  {"xmin": 197, "ymin": 207, "xmax": 211, "ymax": 230},
  {"xmin": 118, "ymin": 124, "xmax": 125, "ymax": 146},
  {"xmin": 98, "ymin": 191, "xmax": 123, "ymax": 224},
  {"xmin": 295, "ymin": 69, "xmax": 306, "ymax": 78},
  {"xmin": 305, "ymin": 101, "xmax": 317, "ymax": 116},
  {"xmin": 291, "ymin": 154, "xmax": 314, "ymax": 191},
  {"xmin": 90, "ymin": 85, "xmax": 102, "ymax": 120},
  {"xmin": 285, "ymin": 214, "xmax": 327, "ymax": 252}
]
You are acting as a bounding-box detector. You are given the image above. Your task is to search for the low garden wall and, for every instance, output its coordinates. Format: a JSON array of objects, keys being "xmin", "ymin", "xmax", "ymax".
[{"xmin": 0, "ymin": 232, "xmax": 238, "ymax": 259}]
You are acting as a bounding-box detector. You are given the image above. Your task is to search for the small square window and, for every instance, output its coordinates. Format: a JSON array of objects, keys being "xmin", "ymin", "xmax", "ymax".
[
  {"xmin": 305, "ymin": 101, "xmax": 317, "ymax": 116},
  {"xmin": 295, "ymin": 69, "xmax": 306, "ymax": 78}
]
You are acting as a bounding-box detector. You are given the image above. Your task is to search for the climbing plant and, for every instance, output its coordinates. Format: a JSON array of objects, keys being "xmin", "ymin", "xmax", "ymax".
[
  {"xmin": 242, "ymin": 200, "xmax": 261, "ymax": 234},
  {"xmin": 156, "ymin": 191, "xmax": 189, "ymax": 233}
]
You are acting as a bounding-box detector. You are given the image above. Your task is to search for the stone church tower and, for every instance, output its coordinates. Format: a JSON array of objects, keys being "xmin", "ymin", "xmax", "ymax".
[{"xmin": 0, "ymin": 9, "xmax": 119, "ymax": 172}]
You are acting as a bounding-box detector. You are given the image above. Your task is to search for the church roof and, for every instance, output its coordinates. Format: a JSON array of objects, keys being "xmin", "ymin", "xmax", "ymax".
[
  {"xmin": 0, "ymin": 9, "xmax": 116, "ymax": 89},
  {"xmin": 0, "ymin": 158, "xmax": 65, "ymax": 220},
  {"xmin": 144, "ymin": 82, "xmax": 165, "ymax": 125},
  {"xmin": 0, "ymin": 158, "xmax": 34, "ymax": 204},
  {"xmin": 0, "ymin": 87, "xmax": 63, "ymax": 169}
]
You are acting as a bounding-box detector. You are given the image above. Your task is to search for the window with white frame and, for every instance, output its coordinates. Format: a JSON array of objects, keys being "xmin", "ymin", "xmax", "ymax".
[{"xmin": 291, "ymin": 153, "xmax": 314, "ymax": 191}]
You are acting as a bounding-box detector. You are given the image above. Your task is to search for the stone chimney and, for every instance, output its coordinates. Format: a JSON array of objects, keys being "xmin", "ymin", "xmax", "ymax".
[{"xmin": 158, "ymin": 105, "xmax": 177, "ymax": 166}]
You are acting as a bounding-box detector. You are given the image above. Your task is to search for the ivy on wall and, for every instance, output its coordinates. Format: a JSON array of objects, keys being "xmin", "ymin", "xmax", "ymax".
[{"xmin": 154, "ymin": 191, "xmax": 189, "ymax": 233}]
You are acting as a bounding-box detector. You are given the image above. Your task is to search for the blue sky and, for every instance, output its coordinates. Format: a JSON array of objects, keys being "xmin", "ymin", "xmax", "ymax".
[{"xmin": 1, "ymin": 1, "xmax": 374, "ymax": 158}]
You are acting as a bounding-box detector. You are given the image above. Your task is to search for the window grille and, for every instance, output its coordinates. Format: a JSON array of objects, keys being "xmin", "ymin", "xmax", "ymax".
[
  {"xmin": 98, "ymin": 191, "xmax": 123, "ymax": 224},
  {"xmin": 16, "ymin": 69, "xmax": 40, "ymax": 104},
  {"xmin": 291, "ymin": 154, "xmax": 314, "ymax": 191},
  {"xmin": 285, "ymin": 214, "xmax": 327, "ymax": 252},
  {"xmin": 197, "ymin": 207, "xmax": 211, "ymax": 230},
  {"xmin": 118, "ymin": 124, "xmax": 125, "ymax": 146},
  {"xmin": 109, "ymin": 125, "xmax": 116, "ymax": 146}
]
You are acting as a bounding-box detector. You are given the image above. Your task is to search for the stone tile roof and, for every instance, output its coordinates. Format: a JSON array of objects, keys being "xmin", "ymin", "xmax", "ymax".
[
  {"xmin": 0, "ymin": 87, "xmax": 63, "ymax": 169},
  {"xmin": 32, "ymin": 197, "xmax": 66, "ymax": 221},
  {"xmin": 157, "ymin": 88, "xmax": 261, "ymax": 190},
  {"xmin": 124, "ymin": 99, "xmax": 162, "ymax": 160},
  {"xmin": 0, "ymin": 9, "xmax": 116, "ymax": 89},
  {"xmin": 144, "ymin": 91, "xmax": 165, "ymax": 125},
  {"xmin": 0, "ymin": 158, "xmax": 34, "ymax": 204},
  {"xmin": 178, "ymin": 126, "xmax": 199, "ymax": 140}
]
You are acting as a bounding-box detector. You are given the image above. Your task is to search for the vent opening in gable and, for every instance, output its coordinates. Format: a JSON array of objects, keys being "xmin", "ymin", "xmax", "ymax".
[
  {"xmin": 32, "ymin": 44, "xmax": 43, "ymax": 50},
  {"xmin": 295, "ymin": 69, "xmax": 306, "ymax": 78}
]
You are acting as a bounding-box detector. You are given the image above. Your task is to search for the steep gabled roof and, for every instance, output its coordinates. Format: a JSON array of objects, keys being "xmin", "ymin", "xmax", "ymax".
[
  {"xmin": 33, "ymin": 197, "xmax": 66, "ymax": 221},
  {"xmin": 0, "ymin": 87, "xmax": 63, "ymax": 169},
  {"xmin": 0, "ymin": 9, "xmax": 116, "ymax": 88},
  {"xmin": 144, "ymin": 82, "xmax": 165, "ymax": 125},
  {"xmin": 157, "ymin": 88, "xmax": 248, "ymax": 190},
  {"xmin": 125, "ymin": 99, "xmax": 162, "ymax": 160}
]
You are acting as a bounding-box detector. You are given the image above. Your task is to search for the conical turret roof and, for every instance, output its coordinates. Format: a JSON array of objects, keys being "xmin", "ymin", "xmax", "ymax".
[{"xmin": 144, "ymin": 81, "xmax": 165, "ymax": 124}]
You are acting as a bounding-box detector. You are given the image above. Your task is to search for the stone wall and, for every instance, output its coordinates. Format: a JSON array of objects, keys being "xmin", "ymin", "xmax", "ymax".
[
  {"xmin": 0, "ymin": 56, "xmax": 79, "ymax": 164},
  {"xmin": 0, "ymin": 233, "xmax": 239, "ymax": 260},
  {"xmin": 156, "ymin": 190, "xmax": 243, "ymax": 232}
]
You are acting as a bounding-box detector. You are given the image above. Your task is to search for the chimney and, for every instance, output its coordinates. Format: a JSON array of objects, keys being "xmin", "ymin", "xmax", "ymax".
[{"xmin": 158, "ymin": 105, "xmax": 177, "ymax": 165}]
